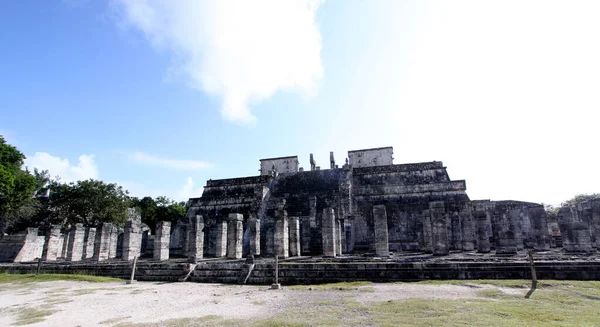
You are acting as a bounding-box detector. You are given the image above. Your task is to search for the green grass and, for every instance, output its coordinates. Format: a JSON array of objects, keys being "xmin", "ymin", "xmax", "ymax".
[
  {"xmin": 288, "ymin": 281, "xmax": 373, "ymax": 291},
  {"xmin": 0, "ymin": 273, "xmax": 122, "ymax": 284},
  {"xmin": 12, "ymin": 307, "xmax": 56, "ymax": 326}
]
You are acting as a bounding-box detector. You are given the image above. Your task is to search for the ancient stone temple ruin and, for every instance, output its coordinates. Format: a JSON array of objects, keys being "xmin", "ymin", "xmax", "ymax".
[
  {"xmin": 185, "ymin": 146, "xmax": 594, "ymax": 258},
  {"xmin": 2, "ymin": 146, "xmax": 600, "ymax": 283}
]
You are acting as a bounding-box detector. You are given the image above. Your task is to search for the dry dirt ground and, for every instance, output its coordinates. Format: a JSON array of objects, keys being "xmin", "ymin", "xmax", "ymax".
[{"xmin": 0, "ymin": 279, "xmax": 524, "ymax": 326}]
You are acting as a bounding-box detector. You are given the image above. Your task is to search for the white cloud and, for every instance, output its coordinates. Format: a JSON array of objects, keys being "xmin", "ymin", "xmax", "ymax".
[
  {"xmin": 131, "ymin": 152, "xmax": 212, "ymax": 171},
  {"xmin": 24, "ymin": 152, "xmax": 98, "ymax": 182},
  {"xmin": 118, "ymin": 177, "xmax": 204, "ymax": 202},
  {"xmin": 113, "ymin": 0, "xmax": 324, "ymax": 124}
]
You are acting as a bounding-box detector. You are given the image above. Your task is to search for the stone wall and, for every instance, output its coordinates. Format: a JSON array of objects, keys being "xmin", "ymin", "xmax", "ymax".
[{"xmin": 0, "ymin": 228, "xmax": 44, "ymax": 262}]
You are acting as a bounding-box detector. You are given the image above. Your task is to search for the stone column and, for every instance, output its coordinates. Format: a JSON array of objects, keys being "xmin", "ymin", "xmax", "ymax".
[
  {"xmin": 66, "ymin": 223, "xmax": 85, "ymax": 261},
  {"xmin": 495, "ymin": 207, "xmax": 517, "ymax": 255},
  {"xmin": 322, "ymin": 207, "xmax": 336, "ymax": 257},
  {"xmin": 373, "ymin": 205, "xmax": 389, "ymax": 257},
  {"xmin": 430, "ymin": 202, "xmax": 449, "ymax": 256},
  {"xmin": 475, "ymin": 210, "xmax": 491, "ymax": 253},
  {"xmin": 460, "ymin": 204, "xmax": 475, "ymax": 251},
  {"xmin": 93, "ymin": 223, "xmax": 114, "ymax": 262},
  {"xmin": 421, "ymin": 210, "xmax": 433, "ymax": 253},
  {"xmin": 227, "ymin": 214, "xmax": 243, "ymax": 259},
  {"xmin": 188, "ymin": 215, "xmax": 204, "ymax": 263},
  {"xmin": 154, "ymin": 221, "xmax": 171, "ymax": 260},
  {"xmin": 215, "ymin": 220, "xmax": 228, "ymax": 258},
  {"xmin": 591, "ymin": 200, "xmax": 600, "ymax": 248},
  {"xmin": 347, "ymin": 216, "xmax": 355, "ymax": 253},
  {"xmin": 60, "ymin": 231, "xmax": 70, "ymax": 259},
  {"xmin": 338, "ymin": 218, "xmax": 346, "ymax": 255},
  {"xmin": 122, "ymin": 220, "xmax": 142, "ymax": 261},
  {"xmin": 509, "ymin": 208, "xmax": 524, "ymax": 251},
  {"xmin": 82, "ymin": 227, "xmax": 96, "ymax": 259},
  {"xmin": 289, "ymin": 216, "xmax": 301, "ymax": 257},
  {"xmin": 301, "ymin": 216, "xmax": 311, "ymax": 254},
  {"xmin": 274, "ymin": 206, "xmax": 289, "ymax": 259},
  {"xmin": 529, "ymin": 206, "xmax": 550, "ymax": 251},
  {"xmin": 42, "ymin": 225, "xmax": 61, "ymax": 261},
  {"xmin": 108, "ymin": 227, "xmax": 120, "ymax": 259},
  {"xmin": 335, "ymin": 218, "xmax": 343, "ymax": 255},
  {"xmin": 248, "ymin": 214, "xmax": 261, "ymax": 256},
  {"xmin": 450, "ymin": 211, "xmax": 462, "ymax": 250}
]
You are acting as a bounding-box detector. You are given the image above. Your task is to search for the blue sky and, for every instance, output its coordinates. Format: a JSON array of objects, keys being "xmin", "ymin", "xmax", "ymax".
[{"xmin": 2, "ymin": 1, "xmax": 599, "ymax": 205}]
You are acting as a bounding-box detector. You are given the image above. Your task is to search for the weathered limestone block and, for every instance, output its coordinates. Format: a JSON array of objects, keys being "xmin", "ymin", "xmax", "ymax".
[
  {"xmin": 430, "ymin": 202, "xmax": 449, "ymax": 256},
  {"xmin": 0, "ymin": 228, "xmax": 44, "ymax": 263},
  {"xmin": 42, "ymin": 225, "xmax": 61, "ymax": 261},
  {"xmin": 529, "ymin": 206, "xmax": 550, "ymax": 251},
  {"xmin": 301, "ymin": 216, "xmax": 311, "ymax": 254},
  {"xmin": 122, "ymin": 220, "xmax": 142, "ymax": 261},
  {"xmin": 322, "ymin": 207, "xmax": 337, "ymax": 257},
  {"xmin": 248, "ymin": 214, "xmax": 261, "ymax": 256},
  {"xmin": 337, "ymin": 218, "xmax": 344, "ymax": 255},
  {"xmin": 591, "ymin": 200, "xmax": 600, "ymax": 248},
  {"xmin": 289, "ymin": 216, "xmax": 301, "ymax": 257},
  {"xmin": 274, "ymin": 206, "xmax": 289, "ymax": 259},
  {"xmin": 82, "ymin": 227, "xmax": 96, "ymax": 259},
  {"xmin": 373, "ymin": 205, "xmax": 389, "ymax": 257},
  {"xmin": 450, "ymin": 211, "xmax": 462, "ymax": 250},
  {"xmin": 66, "ymin": 223, "xmax": 85, "ymax": 261},
  {"xmin": 346, "ymin": 216, "xmax": 355, "ymax": 253},
  {"xmin": 108, "ymin": 227, "xmax": 120, "ymax": 259},
  {"xmin": 215, "ymin": 220, "xmax": 228, "ymax": 258},
  {"xmin": 509, "ymin": 208, "xmax": 524, "ymax": 251},
  {"xmin": 93, "ymin": 223, "xmax": 115, "ymax": 262},
  {"xmin": 475, "ymin": 210, "xmax": 491, "ymax": 253},
  {"xmin": 60, "ymin": 231, "xmax": 70, "ymax": 259},
  {"xmin": 460, "ymin": 204, "xmax": 475, "ymax": 251},
  {"xmin": 559, "ymin": 207, "xmax": 593, "ymax": 253},
  {"xmin": 227, "ymin": 214, "xmax": 243, "ymax": 259},
  {"xmin": 56, "ymin": 234, "xmax": 65, "ymax": 259},
  {"xmin": 188, "ymin": 215, "xmax": 204, "ymax": 263},
  {"xmin": 495, "ymin": 208, "xmax": 517, "ymax": 255},
  {"xmin": 421, "ymin": 210, "xmax": 433, "ymax": 253},
  {"xmin": 154, "ymin": 221, "xmax": 171, "ymax": 260}
]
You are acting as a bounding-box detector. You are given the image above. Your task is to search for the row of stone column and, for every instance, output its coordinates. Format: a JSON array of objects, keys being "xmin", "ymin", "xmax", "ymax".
[
  {"xmin": 368, "ymin": 201, "xmax": 554, "ymax": 257},
  {"xmin": 40, "ymin": 219, "xmax": 173, "ymax": 262}
]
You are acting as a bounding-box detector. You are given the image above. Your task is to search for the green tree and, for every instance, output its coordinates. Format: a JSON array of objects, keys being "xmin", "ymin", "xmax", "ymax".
[
  {"xmin": 562, "ymin": 193, "xmax": 600, "ymax": 207},
  {"xmin": 0, "ymin": 136, "xmax": 37, "ymax": 234},
  {"xmin": 48, "ymin": 179, "xmax": 130, "ymax": 227},
  {"xmin": 130, "ymin": 195, "xmax": 186, "ymax": 230}
]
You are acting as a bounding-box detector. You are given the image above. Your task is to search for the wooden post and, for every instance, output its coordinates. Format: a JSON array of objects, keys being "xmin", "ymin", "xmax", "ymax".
[
  {"xmin": 126, "ymin": 256, "xmax": 138, "ymax": 284},
  {"xmin": 35, "ymin": 258, "xmax": 42, "ymax": 277},
  {"xmin": 271, "ymin": 255, "xmax": 281, "ymax": 289},
  {"xmin": 525, "ymin": 250, "xmax": 537, "ymax": 298}
]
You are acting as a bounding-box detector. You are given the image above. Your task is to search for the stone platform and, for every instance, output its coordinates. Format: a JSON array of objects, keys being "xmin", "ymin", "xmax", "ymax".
[{"xmin": 2, "ymin": 249, "xmax": 599, "ymax": 285}]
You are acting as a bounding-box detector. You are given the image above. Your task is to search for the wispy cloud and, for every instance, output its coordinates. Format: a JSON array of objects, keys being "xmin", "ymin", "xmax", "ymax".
[
  {"xmin": 118, "ymin": 177, "xmax": 204, "ymax": 201},
  {"xmin": 131, "ymin": 152, "xmax": 212, "ymax": 171},
  {"xmin": 112, "ymin": 0, "xmax": 324, "ymax": 124},
  {"xmin": 24, "ymin": 152, "xmax": 98, "ymax": 182}
]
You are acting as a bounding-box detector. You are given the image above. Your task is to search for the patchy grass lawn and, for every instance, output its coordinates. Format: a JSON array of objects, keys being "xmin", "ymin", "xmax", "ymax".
[{"xmin": 0, "ymin": 273, "xmax": 122, "ymax": 284}]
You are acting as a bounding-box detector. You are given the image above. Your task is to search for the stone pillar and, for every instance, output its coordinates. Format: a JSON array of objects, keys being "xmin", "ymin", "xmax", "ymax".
[
  {"xmin": 529, "ymin": 206, "xmax": 550, "ymax": 251},
  {"xmin": 93, "ymin": 223, "xmax": 114, "ymax": 262},
  {"xmin": 509, "ymin": 208, "xmax": 524, "ymax": 250},
  {"xmin": 66, "ymin": 223, "xmax": 85, "ymax": 262},
  {"xmin": 322, "ymin": 207, "xmax": 336, "ymax": 257},
  {"xmin": 475, "ymin": 210, "xmax": 491, "ymax": 253},
  {"xmin": 215, "ymin": 220, "xmax": 228, "ymax": 258},
  {"xmin": 373, "ymin": 205, "xmax": 389, "ymax": 257},
  {"xmin": 274, "ymin": 206, "xmax": 289, "ymax": 259},
  {"xmin": 122, "ymin": 220, "xmax": 142, "ymax": 261},
  {"xmin": 421, "ymin": 210, "xmax": 433, "ymax": 253},
  {"xmin": 289, "ymin": 216, "xmax": 301, "ymax": 257},
  {"xmin": 154, "ymin": 221, "xmax": 171, "ymax": 260},
  {"xmin": 591, "ymin": 200, "xmax": 600, "ymax": 248},
  {"xmin": 335, "ymin": 218, "xmax": 343, "ymax": 255},
  {"xmin": 347, "ymin": 216, "xmax": 355, "ymax": 253},
  {"xmin": 108, "ymin": 227, "xmax": 120, "ymax": 259},
  {"xmin": 82, "ymin": 227, "xmax": 96, "ymax": 259},
  {"xmin": 188, "ymin": 215, "xmax": 204, "ymax": 262},
  {"xmin": 227, "ymin": 214, "xmax": 243, "ymax": 259},
  {"xmin": 460, "ymin": 204, "xmax": 475, "ymax": 251},
  {"xmin": 248, "ymin": 214, "xmax": 261, "ymax": 256},
  {"xmin": 559, "ymin": 207, "xmax": 592, "ymax": 252},
  {"xmin": 301, "ymin": 216, "xmax": 311, "ymax": 254},
  {"xmin": 42, "ymin": 225, "xmax": 61, "ymax": 261},
  {"xmin": 495, "ymin": 207, "xmax": 517, "ymax": 255},
  {"xmin": 339, "ymin": 218, "xmax": 346, "ymax": 254},
  {"xmin": 60, "ymin": 231, "xmax": 70, "ymax": 259},
  {"xmin": 430, "ymin": 202, "xmax": 449, "ymax": 256},
  {"xmin": 450, "ymin": 211, "xmax": 462, "ymax": 250}
]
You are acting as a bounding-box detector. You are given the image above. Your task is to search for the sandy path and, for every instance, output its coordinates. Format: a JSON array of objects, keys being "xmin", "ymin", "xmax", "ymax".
[{"xmin": 0, "ymin": 281, "xmax": 524, "ymax": 326}]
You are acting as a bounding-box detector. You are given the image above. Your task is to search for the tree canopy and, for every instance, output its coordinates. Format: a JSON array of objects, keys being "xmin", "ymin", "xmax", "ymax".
[{"xmin": 130, "ymin": 196, "xmax": 187, "ymax": 230}]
